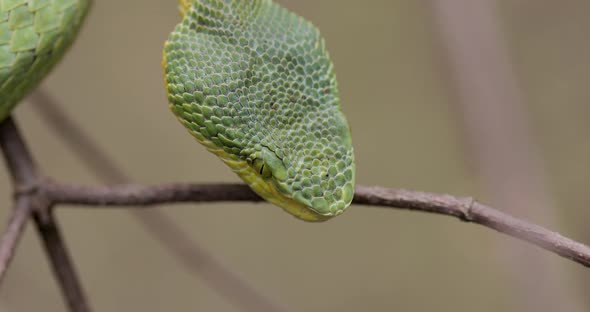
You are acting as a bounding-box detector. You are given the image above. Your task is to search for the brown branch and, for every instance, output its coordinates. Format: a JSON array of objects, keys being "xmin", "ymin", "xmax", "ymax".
[
  {"xmin": 40, "ymin": 181, "xmax": 590, "ymax": 268},
  {"xmin": 429, "ymin": 1, "xmax": 584, "ymax": 310},
  {"xmin": 33, "ymin": 209, "xmax": 90, "ymax": 312},
  {"xmin": 42, "ymin": 181, "xmax": 263, "ymax": 206},
  {"xmin": 0, "ymin": 117, "xmax": 37, "ymax": 186},
  {"xmin": 0, "ymin": 117, "xmax": 90, "ymax": 312},
  {"xmin": 0, "ymin": 92, "xmax": 586, "ymax": 312},
  {"xmin": 354, "ymin": 185, "xmax": 590, "ymax": 267},
  {"xmin": 0, "ymin": 117, "xmax": 38, "ymax": 283},
  {"xmin": 31, "ymin": 89, "xmax": 287, "ymax": 312},
  {"xmin": 0, "ymin": 197, "xmax": 33, "ymax": 283}
]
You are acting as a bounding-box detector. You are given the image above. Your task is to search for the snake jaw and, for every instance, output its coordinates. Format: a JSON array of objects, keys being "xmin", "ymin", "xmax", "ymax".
[
  {"xmin": 249, "ymin": 141, "xmax": 355, "ymax": 221},
  {"xmin": 242, "ymin": 157, "xmax": 355, "ymax": 222}
]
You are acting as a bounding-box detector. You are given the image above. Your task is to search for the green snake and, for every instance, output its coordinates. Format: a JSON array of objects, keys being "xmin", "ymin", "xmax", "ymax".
[
  {"xmin": 164, "ymin": 0, "xmax": 355, "ymax": 221},
  {"xmin": 1, "ymin": 0, "xmax": 355, "ymax": 222},
  {"xmin": 0, "ymin": 0, "xmax": 89, "ymax": 120}
]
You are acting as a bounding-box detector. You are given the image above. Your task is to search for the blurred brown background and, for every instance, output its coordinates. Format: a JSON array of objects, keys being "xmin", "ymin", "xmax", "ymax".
[{"xmin": 0, "ymin": 0, "xmax": 589, "ymax": 311}]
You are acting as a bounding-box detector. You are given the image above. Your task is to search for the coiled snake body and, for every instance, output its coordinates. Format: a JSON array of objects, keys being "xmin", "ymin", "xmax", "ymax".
[
  {"xmin": 0, "ymin": 0, "xmax": 89, "ymax": 120},
  {"xmin": 164, "ymin": 0, "xmax": 355, "ymax": 221}
]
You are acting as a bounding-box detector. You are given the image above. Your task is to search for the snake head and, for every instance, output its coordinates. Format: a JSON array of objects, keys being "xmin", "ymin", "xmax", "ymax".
[{"xmin": 164, "ymin": 0, "xmax": 355, "ymax": 221}]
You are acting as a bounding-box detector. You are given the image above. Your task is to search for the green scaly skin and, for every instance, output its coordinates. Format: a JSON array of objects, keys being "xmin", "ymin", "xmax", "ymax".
[
  {"xmin": 164, "ymin": 0, "xmax": 355, "ymax": 221},
  {"xmin": 0, "ymin": 0, "xmax": 90, "ymax": 121}
]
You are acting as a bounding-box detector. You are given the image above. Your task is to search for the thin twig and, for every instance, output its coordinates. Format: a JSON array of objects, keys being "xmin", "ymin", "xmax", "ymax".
[
  {"xmin": 0, "ymin": 197, "xmax": 33, "ymax": 283},
  {"xmin": 31, "ymin": 89, "xmax": 287, "ymax": 312},
  {"xmin": 0, "ymin": 117, "xmax": 38, "ymax": 283},
  {"xmin": 430, "ymin": 1, "xmax": 584, "ymax": 311},
  {"xmin": 39, "ymin": 181, "xmax": 590, "ymax": 268},
  {"xmin": 33, "ymin": 209, "xmax": 90, "ymax": 312},
  {"xmin": 0, "ymin": 117, "xmax": 37, "ymax": 186},
  {"xmin": 27, "ymin": 92, "xmax": 590, "ymax": 268},
  {"xmin": 0, "ymin": 117, "xmax": 90, "ymax": 311},
  {"xmin": 42, "ymin": 181, "xmax": 263, "ymax": 205},
  {"xmin": 354, "ymin": 185, "xmax": 590, "ymax": 267}
]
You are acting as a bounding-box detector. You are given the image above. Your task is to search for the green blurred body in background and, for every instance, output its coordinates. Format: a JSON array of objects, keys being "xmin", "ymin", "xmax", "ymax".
[{"xmin": 0, "ymin": 0, "xmax": 89, "ymax": 121}]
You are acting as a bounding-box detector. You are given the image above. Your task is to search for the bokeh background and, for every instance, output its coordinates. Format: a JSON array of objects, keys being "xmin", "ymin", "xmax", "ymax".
[{"xmin": 1, "ymin": 0, "xmax": 589, "ymax": 311}]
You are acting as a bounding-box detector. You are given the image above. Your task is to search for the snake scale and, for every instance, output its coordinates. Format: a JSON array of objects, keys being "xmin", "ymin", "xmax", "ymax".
[
  {"xmin": 0, "ymin": 0, "xmax": 89, "ymax": 120},
  {"xmin": 0, "ymin": 0, "xmax": 355, "ymax": 222}
]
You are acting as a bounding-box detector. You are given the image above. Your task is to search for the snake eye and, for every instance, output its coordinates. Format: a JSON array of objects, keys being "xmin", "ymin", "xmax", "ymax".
[
  {"xmin": 252, "ymin": 148, "xmax": 288, "ymax": 181},
  {"xmin": 253, "ymin": 158, "xmax": 273, "ymax": 178}
]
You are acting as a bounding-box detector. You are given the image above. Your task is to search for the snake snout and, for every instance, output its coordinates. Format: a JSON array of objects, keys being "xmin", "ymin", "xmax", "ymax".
[{"xmin": 287, "ymin": 162, "xmax": 355, "ymax": 218}]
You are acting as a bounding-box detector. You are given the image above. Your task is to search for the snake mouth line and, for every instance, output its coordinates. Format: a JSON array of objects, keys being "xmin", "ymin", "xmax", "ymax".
[{"xmin": 192, "ymin": 136, "xmax": 331, "ymax": 221}]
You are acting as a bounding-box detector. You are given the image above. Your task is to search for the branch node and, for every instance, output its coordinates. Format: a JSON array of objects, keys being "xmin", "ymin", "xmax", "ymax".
[
  {"xmin": 13, "ymin": 179, "xmax": 41, "ymax": 198},
  {"xmin": 458, "ymin": 196, "xmax": 476, "ymax": 222},
  {"xmin": 12, "ymin": 177, "xmax": 52, "ymax": 218}
]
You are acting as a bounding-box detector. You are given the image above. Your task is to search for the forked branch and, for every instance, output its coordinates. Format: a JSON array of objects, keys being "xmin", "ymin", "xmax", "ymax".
[
  {"xmin": 38, "ymin": 180, "xmax": 590, "ymax": 268},
  {"xmin": 2, "ymin": 116, "xmax": 590, "ymax": 312},
  {"xmin": 0, "ymin": 118, "xmax": 90, "ymax": 312}
]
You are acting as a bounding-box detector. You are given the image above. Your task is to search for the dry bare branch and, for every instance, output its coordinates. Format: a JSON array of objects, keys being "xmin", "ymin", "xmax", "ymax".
[
  {"xmin": 31, "ymin": 89, "xmax": 287, "ymax": 312},
  {"xmin": 39, "ymin": 181, "xmax": 590, "ymax": 268},
  {"xmin": 0, "ymin": 196, "xmax": 33, "ymax": 283},
  {"xmin": 0, "ymin": 117, "xmax": 90, "ymax": 312}
]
